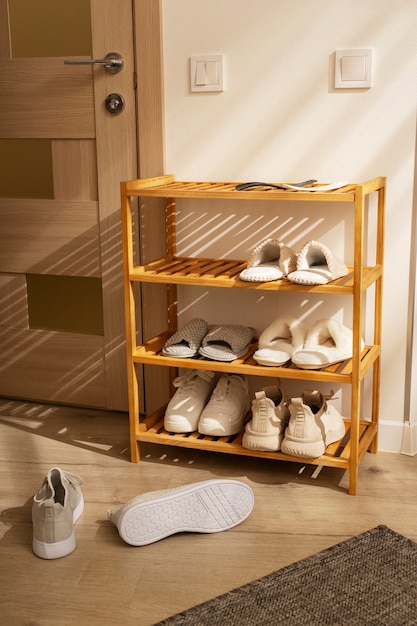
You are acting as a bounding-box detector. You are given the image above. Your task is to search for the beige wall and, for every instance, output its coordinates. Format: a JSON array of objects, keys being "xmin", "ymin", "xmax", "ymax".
[{"xmin": 161, "ymin": 0, "xmax": 417, "ymax": 451}]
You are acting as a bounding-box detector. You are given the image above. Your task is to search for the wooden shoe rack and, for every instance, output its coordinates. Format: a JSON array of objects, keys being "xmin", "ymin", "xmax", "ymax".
[{"xmin": 120, "ymin": 175, "xmax": 385, "ymax": 495}]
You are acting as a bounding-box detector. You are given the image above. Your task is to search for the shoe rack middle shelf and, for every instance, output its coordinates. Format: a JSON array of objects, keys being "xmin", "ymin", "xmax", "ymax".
[
  {"xmin": 130, "ymin": 257, "xmax": 382, "ymax": 293},
  {"xmin": 133, "ymin": 330, "xmax": 380, "ymax": 385},
  {"xmin": 121, "ymin": 175, "xmax": 385, "ymax": 495}
]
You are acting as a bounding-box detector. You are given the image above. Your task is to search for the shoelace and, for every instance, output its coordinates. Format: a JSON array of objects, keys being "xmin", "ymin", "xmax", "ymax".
[
  {"xmin": 173, "ymin": 370, "xmax": 214, "ymax": 391},
  {"xmin": 62, "ymin": 471, "xmax": 84, "ymax": 487},
  {"xmin": 34, "ymin": 469, "xmax": 83, "ymax": 504},
  {"xmin": 213, "ymin": 375, "xmax": 246, "ymax": 401}
]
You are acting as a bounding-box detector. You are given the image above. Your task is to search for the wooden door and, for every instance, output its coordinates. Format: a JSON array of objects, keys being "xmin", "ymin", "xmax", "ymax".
[{"xmin": 0, "ymin": 0, "xmax": 138, "ymax": 410}]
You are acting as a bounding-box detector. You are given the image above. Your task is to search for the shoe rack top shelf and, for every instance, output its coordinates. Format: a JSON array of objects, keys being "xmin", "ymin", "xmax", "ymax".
[
  {"xmin": 122, "ymin": 175, "xmax": 385, "ymax": 202},
  {"xmin": 123, "ymin": 175, "xmax": 385, "ymax": 293}
]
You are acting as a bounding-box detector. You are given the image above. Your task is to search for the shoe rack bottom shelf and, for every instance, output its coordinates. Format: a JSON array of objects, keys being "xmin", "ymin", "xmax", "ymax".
[{"xmin": 136, "ymin": 410, "xmax": 378, "ymax": 470}]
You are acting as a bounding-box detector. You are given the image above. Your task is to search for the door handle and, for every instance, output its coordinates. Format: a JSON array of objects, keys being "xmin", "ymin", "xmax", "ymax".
[{"xmin": 64, "ymin": 52, "xmax": 123, "ymax": 74}]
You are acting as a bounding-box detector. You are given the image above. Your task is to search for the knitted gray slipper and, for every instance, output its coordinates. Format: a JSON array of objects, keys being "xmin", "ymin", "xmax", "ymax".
[
  {"xmin": 199, "ymin": 324, "xmax": 254, "ymax": 362},
  {"xmin": 162, "ymin": 318, "xmax": 209, "ymax": 358}
]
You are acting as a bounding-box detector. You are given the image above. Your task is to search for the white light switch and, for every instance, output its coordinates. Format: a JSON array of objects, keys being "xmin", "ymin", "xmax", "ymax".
[
  {"xmin": 191, "ymin": 55, "xmax": 224, "ymax": 92},
  {"xmin": 335, "ymin": 49, "xmax": 373, "ymax": 88},
  {"xmin": 341, "ymin": 55, "xmax": 366, "ymax": 81}
]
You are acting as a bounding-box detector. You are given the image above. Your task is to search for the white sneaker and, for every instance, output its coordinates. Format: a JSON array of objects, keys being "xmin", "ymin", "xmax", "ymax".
[
  {"xmin": 107, "ymin": 479, "xmax": 254, "ymax": 546},
  {"xmin": 242, "ymin": 385, "xmax": 290, "ymax": 451},
  {"xmin": 164, "ymin": 370, "xmax": 218, "ymax": 432},
  {"xmin": 198, "ymin": 374, "xmax": 250, "ymax": 436},
  {"xmin": 32, "ymin": 467, "xmax": 84, "ymax": 559},
  {"xmin": 281, "ymin": 390, "xmax": 346, "ymax": 458}
]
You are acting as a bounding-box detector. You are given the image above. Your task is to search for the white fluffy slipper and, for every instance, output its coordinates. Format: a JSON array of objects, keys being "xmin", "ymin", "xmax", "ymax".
[
  {"xmin": 287, "ymin": 240, "xmax": 348, "ymax": 285},
  {"xmin": 240, "ymin": 239, "xmax": 297, "ymax": 282},
  {"xmin": 254, "ymin": 314, "xmax": 309, "ymax": 366},
  {"xmin": 291, "ymin": 318, "xmax": 364, "ymax": 369}
]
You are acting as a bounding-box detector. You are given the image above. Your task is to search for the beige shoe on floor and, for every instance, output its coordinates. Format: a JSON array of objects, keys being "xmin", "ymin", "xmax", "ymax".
[
  {"xmin": 281, "ymin": 390, "xmax": 346, "ymax": 458},
  {"xmin": 32, "ymin": 467, "xmax": 84, "ymax": 559},
  {"xmin": 242, "ymin": 385, "xmax": 290, "ymax": 451}
]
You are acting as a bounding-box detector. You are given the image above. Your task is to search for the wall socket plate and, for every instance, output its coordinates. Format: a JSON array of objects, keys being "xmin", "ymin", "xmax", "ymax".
[{"xmin": 335, "ymin": 49, "xmax": 373, "ymax": 88}]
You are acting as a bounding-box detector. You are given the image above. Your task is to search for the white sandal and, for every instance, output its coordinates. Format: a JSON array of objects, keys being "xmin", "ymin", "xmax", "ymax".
[
  {"xmin": 239, "ymin": 239, "xmax": 297, "ymax": 283},
  {"xmin": 287, "ymin": 240, "xmax": 348, "ymax": 285}
]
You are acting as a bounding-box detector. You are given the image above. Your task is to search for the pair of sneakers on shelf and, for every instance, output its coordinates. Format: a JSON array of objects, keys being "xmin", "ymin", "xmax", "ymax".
[
  {"xmin": 164, "ymin": 369, "xmax": 250, "ymax": 436},
  {"xmin": 32, "ymin": 468, "xmax": 254, "ymax": 557},
  {"xmin": 242, "ymin": 385, "xmax": 346, "ymax": 457}
]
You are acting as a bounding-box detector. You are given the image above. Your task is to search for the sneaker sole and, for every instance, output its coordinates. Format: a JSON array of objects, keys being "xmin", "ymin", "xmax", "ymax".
[
  {"xmin": 242, "ymin": 431, "xmax": 282, "ymax": 452},
  {"xmin": 116, "ymin": 479, "xmax": 254, "ymax": 546},
  {"xmin": 32, "ymin": 493, "xmax": 84, "ymax": 560},
  {"xmin": 281, "ymin": 422, "xmax": 346, "ymax": 458}
]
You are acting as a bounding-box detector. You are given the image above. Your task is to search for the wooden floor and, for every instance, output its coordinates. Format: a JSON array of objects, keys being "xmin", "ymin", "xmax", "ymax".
[{"xmin": 1, "ymin": 397, "xmax": 417, "ymax": 626}]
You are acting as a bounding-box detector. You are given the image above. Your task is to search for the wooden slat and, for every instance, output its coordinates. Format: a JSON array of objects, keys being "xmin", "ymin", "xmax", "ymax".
[
  {"xmin": 0, "ymin": 328, "xmax": 106, "ymax": 406},
  {"xmin": 0, "ymin": 198, "xmax": 100, "ymax": 276},
  {"xmin": 0, "ymin": 58, "xmax": 95, "ymax": 138}
]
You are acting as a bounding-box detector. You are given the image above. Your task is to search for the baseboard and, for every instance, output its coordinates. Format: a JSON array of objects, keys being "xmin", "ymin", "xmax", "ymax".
[
  {"xmin": 400, "ymin": 421, "xmax": 417, "ymax": 456},
  {"xmin": 376, "ymin": 420, "xmax": 409, "ymax": 454},
  {"xmin": 376, "ymin": 420, "xmax": 417, "ymax": 455}
]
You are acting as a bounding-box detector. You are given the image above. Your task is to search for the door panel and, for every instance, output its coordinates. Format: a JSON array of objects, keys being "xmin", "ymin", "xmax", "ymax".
[
  {"xmin": 1, "ymin": 59, "xmax": 95, "ymax": 138},
  {"xmin": 0, "ymin": 328, "xmax": 106, "ymax": 406},
  {"xmin": 0, "ymin": 199, "xmax": 100, "ymax": 275},
  {"xmin": 0, "ymin": 0, "xmax": 138, "ymax": 410}
]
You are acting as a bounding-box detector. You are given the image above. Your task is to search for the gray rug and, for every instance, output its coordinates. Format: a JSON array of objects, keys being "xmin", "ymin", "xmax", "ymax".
[{"xmin": 154, "ymin": 526, "xmax": 417, "ymax": 626}]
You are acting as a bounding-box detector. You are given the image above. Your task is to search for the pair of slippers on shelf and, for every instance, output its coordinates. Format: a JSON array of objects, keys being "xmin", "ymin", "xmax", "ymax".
[
  {"xmin": 162, "ymin": 318, "xmax": 254, "ymax": 362},
  {"xmin": 254, "ymin": 314, "xmax": 363, "ymax": 369},
  {"xmin": 239, "ymin": 239, "xmax": 349, "ymax": 285}
]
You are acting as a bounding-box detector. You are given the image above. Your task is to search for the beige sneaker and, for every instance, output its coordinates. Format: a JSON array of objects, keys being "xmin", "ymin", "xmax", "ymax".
[
  {"xmin": 164, "ymin": 370, "xmax": 218, "ymax": 433},
  {"xmin": 242, "ymin": 385, "xmax": 290, "ymax": 451},
  {"xmin": 198, "ymin": 374, "xmax": 250, "ymax": 436},
  {"xmin": 281, "ymin": 390, "xmax": 346, "ymax": 458},
  {"xmin": 32, "ymin": 467, "xmax": 84, "ymax": 559},
  {"xmin": 108, "ymin": 479, "xmax": 254, "ymax": 546}
]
